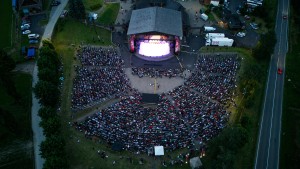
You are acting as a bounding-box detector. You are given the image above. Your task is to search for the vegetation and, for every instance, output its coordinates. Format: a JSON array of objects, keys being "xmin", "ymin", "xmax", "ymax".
[
  {"xmin": 251, "ymin": 0, "xmax": 278, "ymax": 28},
  {"xmin": 0, "ymin": 51, "xmax": 33, "ymax": 169},
  {"xmin": 252, "ymin": 30, "xmax": 277, "ymax": 61},
  {"xmin": 34, "ymin": 40, "xmax": 67, "ymax": 169},
  {"xmin": 69, "ymin": 0, "xmax": 87, "ymax": 19},
  {"xmin": 83, "ymin": 0, "xmax": 103, "ymax": 11},
  {"xmin": 0, "ymin": 0, "xmax": 12, "ymax": 50},
  {"xmin": 98, "ymin": 3, "xmax": 120, "ymax": 25},
  {"xmin": 280, "ymin": 0, "xmax": 300, "ymax": 168}
]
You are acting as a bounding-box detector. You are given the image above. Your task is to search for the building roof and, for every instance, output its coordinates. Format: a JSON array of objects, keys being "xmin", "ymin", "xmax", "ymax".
[{"xmin": 127, "ymin": 7, "xmax": 183, "ymax": 37}]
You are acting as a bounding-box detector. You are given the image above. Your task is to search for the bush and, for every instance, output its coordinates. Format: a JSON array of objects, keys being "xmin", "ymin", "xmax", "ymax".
[{"xmin": 33, "ymin": 80, "xmax": 60, "ymax": 107}]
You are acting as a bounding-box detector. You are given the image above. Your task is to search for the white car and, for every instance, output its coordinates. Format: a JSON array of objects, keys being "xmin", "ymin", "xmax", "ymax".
[
  {"xmin": 250, "ymin": 23, "xmax": 259, "ymax": 30},
  {"xmin": 21, "ymin": 24, "xmax": 30, "ymax": 30},
  {"xmin": 237, "ymin": 32, "xmax": 246, "ymax": 37},
  {"xmin": 28, "ymin": 34, "xmax": 40, "ymax": 39},
  {"xmin": 22, "ymin": 30, "xmax": 31, "ymax": 34}
]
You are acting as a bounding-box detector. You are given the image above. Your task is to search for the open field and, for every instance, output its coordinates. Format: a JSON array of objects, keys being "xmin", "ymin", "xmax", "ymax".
[
  {"xmin": 280, "ymin": 10, "xmax": 300, "ymax": 168},
  {"xmin": 0, "ymin": 73, "xmax": 33, "ymax": 169},
  {"xmin": 98, "ymin": 3, "xmax": 120, "ymax": 25},
  {"xmin": 0, "ymin": 0, "xmax": 13, "ymax": 50}
]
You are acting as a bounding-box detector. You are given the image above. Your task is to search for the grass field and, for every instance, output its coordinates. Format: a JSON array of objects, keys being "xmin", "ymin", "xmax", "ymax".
[
  {"xmin": 0, "ymin": 0, "xmax": 13, "ymax": 50},
  {"xmin": 83, "ymin": 0, "xmax": 103, "ymax": 11},
  {"xmin": 98, "ymin": 3, "xmax": 120, "ymax": 25},
  {"xmin": 280, "ymin": 13, "xmax": 300, "ymax": 168},
  {"xmin": 0, "ymin": 73, "xmax": 33, "ymax": 169}
]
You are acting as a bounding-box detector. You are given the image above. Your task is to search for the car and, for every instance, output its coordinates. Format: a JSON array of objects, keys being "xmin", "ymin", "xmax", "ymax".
[
  {"xmin": 51, "ymin": 0, "xmax": 61, "ymax": 6},
  {"xmin": 237, "ymin": 32, "xmax": 246, "ymax": 37},
  {"xmin": 21, "ymin": 24, "xmax": 30, "ymax": 30},
  {"xmin": 250, "ymin": 22, "xmax": 259, "ymax": 30},
  {"xmin": 244, "ymin": 15, "xmax": 250, "ymax": 20},
  {"xmin": 28, "ymin": 34, "xmax": 40, "ymax": 39},
  {"xmin": 277, "ymin": 68, "xmax": 283, "ymax": 75},
  {"xmin": 60, "ymin": 10, "xmax": 68, "ymax": 18},
  {"xmin": 29, "ymin": 40, "xmax": 39, "ymax": 44},
  {"xmin": 283, "ymin": 14, "xmax": 288, "ymax": 19},
  {"xmin": 22, "ymin": 30, "xmax": 31, "ymax": 34}
]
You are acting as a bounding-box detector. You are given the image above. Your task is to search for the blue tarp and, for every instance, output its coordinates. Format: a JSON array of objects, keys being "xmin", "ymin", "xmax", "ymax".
[{"xmin": 27, "ymin": 48, "xmax": 35, "ymax": 58}]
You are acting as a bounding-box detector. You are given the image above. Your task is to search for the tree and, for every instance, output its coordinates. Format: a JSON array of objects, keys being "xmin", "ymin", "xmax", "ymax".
[
  {"xmin": 39, "ymin": 116, "xmax": 61, "ymax": 137},
  {"xmin": 69, "ymin": 0, "xmax": 86, "ymax": 19},
  {"xmin": 38, "ymin": 46, "xmax": 60, "ymax": 68},
  {"xmin": 38, "ymin": 107, "xmax": 57, "ymax": 120},
  {"xmin": 38, "ymin": 68, "xmax": 59, "ymax": 85},
  {"xmin": 0, "ymin": 50, "xmax": 19, "ymax": 100},
  {"xmin": 33, "ymin": 80, "xmax": 60, "ymax": 107},
  {"xmin": 40, "ymin": 135, "xmax": 66, "ymax": 158},
  {"xmin": 43, "ymin": 155, "xmax": 68, "ymax": 169},
  {"xmin": 42, "ymin": 39, "xmax": 55, "ymax": 50}
]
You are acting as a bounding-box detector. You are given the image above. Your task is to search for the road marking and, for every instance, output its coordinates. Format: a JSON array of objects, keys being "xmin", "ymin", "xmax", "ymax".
[
  {"xmin": 266, "ymin": 58, "xmax": 279, "ymax": 169},
  {"xmin": 255, "ymin": 54, "xmax": 273, "ymax": 169}
]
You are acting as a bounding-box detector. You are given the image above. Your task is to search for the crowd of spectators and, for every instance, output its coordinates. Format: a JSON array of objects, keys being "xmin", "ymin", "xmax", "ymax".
[
  {"xmin": 185, "ymin": 54, "xmax": 241, "ymax": 104},
  {"xmin": 131, "ymin": 67, "xmax": 184, "ymax": 78},
  {"xmin": 73, "ymin": 52, "xmax": 240, "ymax": 154},
  {"xmin": 71, "ymin": 46, "xmax": 129, "ymax": 110},
  {"xmin": 78, "ymin": 46, "xmax": 124, "ymax": 67}
]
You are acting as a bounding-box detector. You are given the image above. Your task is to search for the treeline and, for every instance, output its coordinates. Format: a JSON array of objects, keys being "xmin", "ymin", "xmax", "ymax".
[{"xmin": 33, "ymin": 40, "xmax": 68, "ymax": 169}]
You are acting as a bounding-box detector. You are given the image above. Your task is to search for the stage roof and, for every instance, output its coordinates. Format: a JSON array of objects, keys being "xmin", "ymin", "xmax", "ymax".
[{"xmin": 127, "ymin": 7, "xmax": 183, "ymax": 37}]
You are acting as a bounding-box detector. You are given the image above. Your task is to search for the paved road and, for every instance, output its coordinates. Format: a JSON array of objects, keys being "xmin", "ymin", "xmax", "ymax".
[
  {"xmin": 32, "ymin": 1, "xmax": 69, "ymax": 169},
  {"xmin": 255, "ymin": 0, "xmax": 289, "ymax": 169}
]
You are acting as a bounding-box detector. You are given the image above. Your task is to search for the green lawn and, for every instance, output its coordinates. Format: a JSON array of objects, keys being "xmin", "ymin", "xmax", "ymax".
[
  {"xmin": 98, "ymin": 3, "xmax": 120, "ymax": 25},
  {"xmin": 0, "ymin": 73, "xmax": 33, "ymax": 169},
  {"xmin": 83, "ymin": 0, "xmax": 103, "ymax": 11},
  {"xmin": 280, "ymin": 16, "xmax": 300, "ymax": 169},
  {"xmin": 0, "ymin": 0, "xmax": 13, "ymax": 49}
]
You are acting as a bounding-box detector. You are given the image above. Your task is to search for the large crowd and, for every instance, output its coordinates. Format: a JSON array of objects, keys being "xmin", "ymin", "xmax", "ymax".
[
  {"xmin": 131, "ymin": 67, "xmax": 184, "ymax": 78},
  {"xmin": 71, "ymin": 46, "xmax": 129, "ymax": 110},
  {"xmin": 73, "ymin": 51, "xmax": 240, "ymax": 154}
]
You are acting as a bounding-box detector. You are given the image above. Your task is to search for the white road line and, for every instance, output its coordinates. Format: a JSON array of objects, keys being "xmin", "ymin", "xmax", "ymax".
[
  {"xmin": 277, "ymin": 1, "xmax": 289, "ymax": 168},
  {"xmin": 255, "ymin": 52, "xmax": 273, "ymax": 169},
  {"xmin": 266, "ymin": 57, "xmax": 280, "ymax": 169}
]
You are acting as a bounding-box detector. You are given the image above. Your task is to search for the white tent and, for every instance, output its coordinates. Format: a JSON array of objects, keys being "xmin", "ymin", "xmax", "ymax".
[
  {"xmin": 154, "ymin": 146, "xmax": 164, "ymax": 156},
  {"xmin": 189, "ymin": 157, "xmax": 202, "ymax": 169}
]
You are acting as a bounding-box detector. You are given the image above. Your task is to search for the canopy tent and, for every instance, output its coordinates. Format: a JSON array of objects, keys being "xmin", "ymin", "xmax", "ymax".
[{"xmin": 154, "ymin": 146, "xmax": 164, "ymax": 156}]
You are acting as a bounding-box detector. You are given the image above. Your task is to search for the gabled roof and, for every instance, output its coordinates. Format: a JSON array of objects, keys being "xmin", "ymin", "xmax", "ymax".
[{"xmin": 127, "ymin": 7, "xmax": 183, "ymax": 37}]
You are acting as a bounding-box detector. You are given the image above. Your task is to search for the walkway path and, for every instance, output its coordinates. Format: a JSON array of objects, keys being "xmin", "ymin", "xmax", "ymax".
[{"xmin": 32, "ymin": 1, "xmax": 69, "ymax": 169}]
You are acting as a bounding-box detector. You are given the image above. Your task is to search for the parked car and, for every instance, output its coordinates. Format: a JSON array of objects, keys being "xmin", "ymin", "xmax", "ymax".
[
  {"xmin": 28, "ymin": 34, "xmax": 40, "ymax": 39},
  {"xmin": 60, "ymin": 10, "xmax": 68, "ymax": 18},
  {"xmin": 244, "ymin": 15, "xmax": 250, "ymax": 20},
  {"xmin": 29, "ymin": 40, "xmax": 39, "ymax": 44},
  {"xmin": 250, "ymin": 23, "xmax": 259, "ymax": 30},
  {"xmin": 21, "ymin": 24, "xmax": 30, "ymax": 30},
  {"xmin": 51, "ymin": 0, "xmax": 61, "ymax": 6},
  {"xmin": 22, "ymin": 30, "xmax": 31, "ymax": 34},
  {"xmin": 236, "ymin": 32, "xmax": 246, "ymax": 37}
]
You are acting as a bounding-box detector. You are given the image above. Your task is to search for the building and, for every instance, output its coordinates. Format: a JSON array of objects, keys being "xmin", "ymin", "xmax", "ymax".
[{"xmin": 127, "ymin": 7, "xmax": 183, "ymax": 61}]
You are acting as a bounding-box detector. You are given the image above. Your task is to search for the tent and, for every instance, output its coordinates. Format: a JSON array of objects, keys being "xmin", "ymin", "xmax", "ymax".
[
  {"xmin": 154, "ymin": 146, "xmax": 164, "ymax": 156},
  {"xmin": 189, "ymin": 157, "xmax": 202, "ymax": 169},
  {"xmin": 27, "ymin": 48, "xmax": 35, "ymax": 58}
]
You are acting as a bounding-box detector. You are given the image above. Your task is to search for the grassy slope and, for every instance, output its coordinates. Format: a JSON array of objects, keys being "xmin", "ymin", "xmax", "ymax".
[
  {"xmin": 0, "ymin": 0, "xmax": 12, "ymax": 49},
  {"xmin": 98, "ymin": 3, "xmax": 120, "ymax": 25},
  {"xmin": 280, "ymin": 11, "xmax": 300, "ymax": 169},
  {"xmin": 83, "ymin": 0, "xmax": 103, "ymax": 11},
  {"xmin": 0, "ymin": 73, "xmax": 33, "ymax": 169}
]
